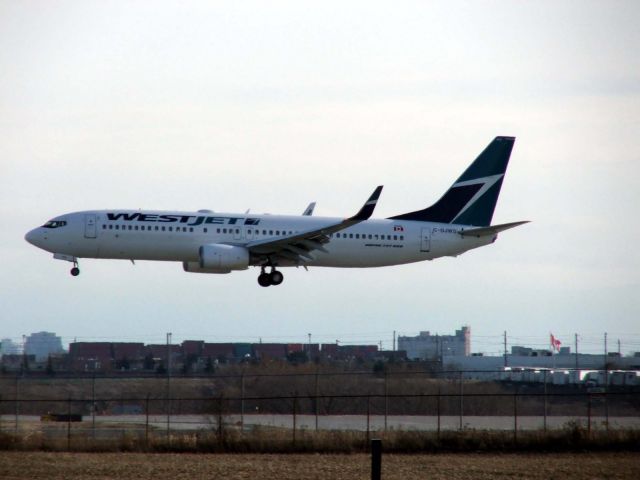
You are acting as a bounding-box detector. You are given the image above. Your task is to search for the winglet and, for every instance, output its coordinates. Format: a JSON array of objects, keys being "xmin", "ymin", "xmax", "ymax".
[
  {"xmin": 302, "ymin": 202, "xmax": 316, "ymax": 216},
  {"xmin": 349, "ymin": 186, "xmax": 383, "ymax": 221}
]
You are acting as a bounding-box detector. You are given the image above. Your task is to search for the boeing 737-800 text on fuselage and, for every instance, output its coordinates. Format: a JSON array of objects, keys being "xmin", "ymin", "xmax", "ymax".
[{"xmin": 25, "ymin": 137, "xmax": 528, "ymax": 287}]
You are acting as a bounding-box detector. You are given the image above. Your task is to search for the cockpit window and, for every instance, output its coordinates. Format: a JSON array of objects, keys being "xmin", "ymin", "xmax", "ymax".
[{"xmin": 42, "ymin": 220, "xmax": 67, "ymax": 229}]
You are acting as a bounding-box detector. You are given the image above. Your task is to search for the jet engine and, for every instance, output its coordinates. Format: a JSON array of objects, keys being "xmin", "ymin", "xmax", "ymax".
[
  {"xmin": 200, "ymin": 244, "xmax": 250, "ymax": 271},
  {"xmin": 182, "ymin": 262, "xmax": 231, "ymax": 274}
]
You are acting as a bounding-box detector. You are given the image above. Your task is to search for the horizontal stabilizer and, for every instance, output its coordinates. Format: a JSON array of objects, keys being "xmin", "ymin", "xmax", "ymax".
[{"xmin": 459, "ymin": 221, "xmax": 529, "ymax": 237}]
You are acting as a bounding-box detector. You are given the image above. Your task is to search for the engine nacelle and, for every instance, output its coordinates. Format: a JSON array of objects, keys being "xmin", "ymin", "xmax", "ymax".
[
  {"xmin": 199, "ymin": 244, "xmax": 249, "ymax": 271},
  {"xmin": 182, "ymin": 262, "xmax": 231, "ymax": 274}
]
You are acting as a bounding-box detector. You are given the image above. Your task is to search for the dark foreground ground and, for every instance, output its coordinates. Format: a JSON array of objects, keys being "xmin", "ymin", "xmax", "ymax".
[{"xmin": 1, "ymin": 452, "xmax": 639, "ymax": 480}]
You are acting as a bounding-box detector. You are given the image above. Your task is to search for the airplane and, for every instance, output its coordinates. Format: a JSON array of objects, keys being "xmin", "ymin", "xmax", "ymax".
[{"xmin": 24, "ymin": 136, "xmax": 528, "ymax": 287}]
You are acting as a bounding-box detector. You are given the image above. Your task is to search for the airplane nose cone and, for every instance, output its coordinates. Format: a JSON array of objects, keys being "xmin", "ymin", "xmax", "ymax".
[{"xmin": 25, "ymin": 228, "xmax": 39, "ymax": 246}]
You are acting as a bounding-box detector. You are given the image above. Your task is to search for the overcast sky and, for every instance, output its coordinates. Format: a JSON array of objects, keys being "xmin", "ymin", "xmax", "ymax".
[{"xmin": 1, "ymin": 1, "xmax": 639, "ymax": 355}]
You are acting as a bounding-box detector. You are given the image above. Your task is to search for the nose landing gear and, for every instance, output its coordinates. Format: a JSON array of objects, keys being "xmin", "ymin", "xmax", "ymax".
[
  {"xmin": 70, "ymin": 261, "xmax": 80, "ymax": 277},
  {"xmin": 257, "ymin": 266, "xmax": 284, "ymax": 287}
]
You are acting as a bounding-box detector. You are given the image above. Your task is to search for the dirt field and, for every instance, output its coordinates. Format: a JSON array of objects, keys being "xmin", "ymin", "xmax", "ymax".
[{"xmin": 1, "ymin": 452, "xmax": 639, "ymax": 479}]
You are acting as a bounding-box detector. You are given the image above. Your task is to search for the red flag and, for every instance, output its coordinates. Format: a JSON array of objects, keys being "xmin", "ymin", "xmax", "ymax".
[{"xmin": 550, "ymin": 333, "xmax": 561, "ymax": 352}]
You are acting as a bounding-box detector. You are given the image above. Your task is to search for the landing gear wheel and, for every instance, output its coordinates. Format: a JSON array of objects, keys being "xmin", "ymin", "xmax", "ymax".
[
  {"xmin": 70, "ymin": 267, "xmax": 80, "ymax": 277},
  {"xmin": 269, "ymin": 270, "xmax": 284, "ymax": 286},
  {"xmin": 257, "ymin": 272, "xmax": 271, "ymax": 287}
]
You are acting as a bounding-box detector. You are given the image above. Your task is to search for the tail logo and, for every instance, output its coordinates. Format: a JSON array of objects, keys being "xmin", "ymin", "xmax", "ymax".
[{"xmin": 450, "ymin": 174, "xmax": 504, "ymax": 224}]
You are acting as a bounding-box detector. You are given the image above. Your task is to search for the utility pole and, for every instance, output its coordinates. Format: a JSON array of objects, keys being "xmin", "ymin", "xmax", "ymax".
[
  {"xmin": 503, "ymin": 331, "xmax": 508, "ymax": 367},
  {"xmin": 308, "ymin": 333, "xmax": 311, "ymax": 361},
  {"xmin": 574, "ymin": 333, "xmax": 579, "ymax": 371},
  {"xmin": 393, "ymin": 330, "xmax": 396, "ymax": 352},
  {"xmin": 618, "ymin": 339, "xmax": 621, "ymax": 355},
  {"xmin": 604, "ymin": 332, "xmax": 608, "ymax": 384}
]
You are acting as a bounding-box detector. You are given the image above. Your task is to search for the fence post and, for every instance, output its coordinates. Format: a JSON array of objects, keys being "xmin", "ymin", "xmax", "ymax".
[
  {"xmin": 459, "ymin": 371, "xmax": 463, "ymax": 431},
  {"xmin": 384, "ymin": 370, "xmax": 388, "ymax": 432},
  {"xmin": 604, "ymin": 388, "xmax": 609, "ymax": 432},
  {"xmin": 587, "ymin": 393, "xmax": 591, "ymax": 436},
  {"xmin": 145, "ymin": 394, "xmax": 150, "ymax": 446},
  {"xmin": 315, "ymin": 368, "xmax": 319, "ymax": 432},
  {"xmin": 371, "ymin": 438, "xmax": 382, "ymax": 480},
  {"xmin": 436, "ymin": 386, "xmax": 441, "ymax": 439},
  {"xmin": 166, "ymin": 385, "xmax": 171, "ymax": 441},
  {"xmin": 67, "ymin": 396, "xmax": 72, "ymax": 451},
  {"xmin": 14, "ymin": 375, "xmax": 18, "ymax": 435},
  {"xmin": 92, "ymin": 374, "xmax": 96, "ymax": 440},
  {"xmin": 366, "ymin": 395, "xmax": 371, "ymax": 443},
  {"xmin": 240, "ymin": 373, "xmax": 245, "ymax": 435},
  {"xmin": 543, "ymin": 370, "xmax": 548, "ymax": 433},
  {"xmin": 513, "ymin": 391, "xmax": 518, "ymax": 444},
  {"xmin": 292, "ymin": 392, "xmax": 297, "ymax": 446},
  {"xmin": 217, "ymin": 395, "xmax": 223, "ymax": 439}
]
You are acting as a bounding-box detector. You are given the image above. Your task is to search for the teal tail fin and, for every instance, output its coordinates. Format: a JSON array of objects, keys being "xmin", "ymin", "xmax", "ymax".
[{"xmin": 389, "ymin": 136, "xmax": 515, "ymax": 226}]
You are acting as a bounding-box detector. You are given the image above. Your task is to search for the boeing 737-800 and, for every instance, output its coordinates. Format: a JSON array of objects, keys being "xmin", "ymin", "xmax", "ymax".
[{"xmin": 25, "ymin": 136, "xmax": 528, "ymax": 287}]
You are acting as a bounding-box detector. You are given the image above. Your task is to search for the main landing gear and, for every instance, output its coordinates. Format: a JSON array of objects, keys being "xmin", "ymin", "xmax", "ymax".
[
  {"xmin": 70, "ymin": 261, "xmax": 80, "ymax": 277},
  {"xmin": 257, "ymin": 267, "xmax": 284, "ymax": 287}
]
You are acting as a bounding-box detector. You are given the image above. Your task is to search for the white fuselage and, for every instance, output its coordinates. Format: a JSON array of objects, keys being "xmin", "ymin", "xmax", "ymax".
[{"xmin": 25, "ymin": 209, "xmax": 495, "ymax": 269}]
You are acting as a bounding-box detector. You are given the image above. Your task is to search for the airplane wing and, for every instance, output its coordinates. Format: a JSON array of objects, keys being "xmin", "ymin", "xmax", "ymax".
[
  {"xmin": 247, "ymin": 186, "xmax": 383, "ymax": 264},
  {"xmin": 458, "ymin": 221, "xmax": 529, "ymax": 237},
  {"xmin": 302, "ymin": 202, "xmax": 316, "ymax": 216}
]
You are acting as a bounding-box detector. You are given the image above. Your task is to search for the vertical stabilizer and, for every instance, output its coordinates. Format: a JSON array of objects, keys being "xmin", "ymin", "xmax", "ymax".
[{"xmin": 389, "ymin": 136, "xmax": 515, "ymax": 226}]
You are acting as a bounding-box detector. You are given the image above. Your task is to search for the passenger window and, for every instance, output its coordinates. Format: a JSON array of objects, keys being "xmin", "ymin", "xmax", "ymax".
[
  {"xmin": 204, "ymin": 228, "xmax": 208, "ymax": 233},
  {"xmin": 102, "ymin": 225, "xmax": 106, "ymax": 230},
  {"xmin": 109, "ymin": 225, "xmax": 113, "ymax": 230},
  {"xmin": 189, "ymin": 227, "xmax": 194, "ymax": 232},
  {"xmin": 336, "ymin": 233, "xmax": 340, "ymax": 238},
  {"xmin": 155, "ymin": 226, "xmax": 159, "ymax": 231},
  {"xmin": 349, "ymin": 234, "xmax": 353, "ymax": 239},
  {"xmin": 400, "ymin": 235, "xmax": 404, "ymax": 240},
  {"xmin": 276, "ymin": 230, "xmax": 280, "ymax": 235},
  {"xmin": 269, "ymin": 230, "xmax": 273, "ymax": 235},
  {"xmin": 374, "ymin": 234, "xmax": 378, "ymax": 240},
  {"xmin": 355, "ymin": 234, "xmax": 360, "ymax": 239},
  {"xmin": 168, "ymin": 227, "xmax": 173, "ymax": 232},
  {"xmin": 217, "ymin": 228, "xmax": 220, "ymax": 233},
  {"xmin": 248, "ymin": 229, "xmax": 252, "ymax": 235},
  {"xmin": 115, "ymin": 225, "xmax": 120, "ymax": 230},
  {"xmin": 223, "ymin": 228, "xmax": 227, "ymax": 234},
  {"xmin": 134, "ymin": 226, "xmax": 138, "ymax": 231},
  {"xmin": 236, "ymin": 229, "xmax": 240, "ymax": 234},
  {"xmin": 393, "ymin": 235, "xmax": 397, "ymax": 240}
]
